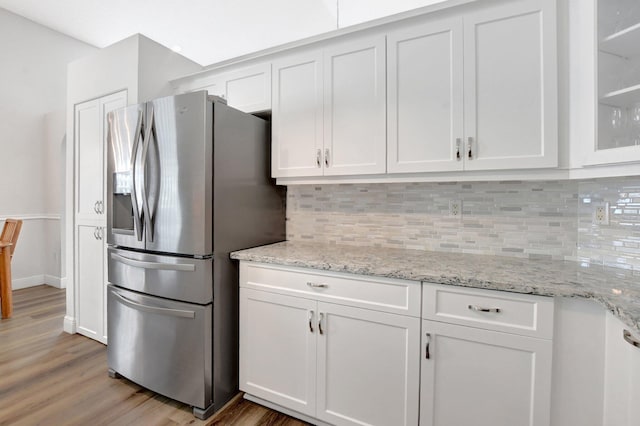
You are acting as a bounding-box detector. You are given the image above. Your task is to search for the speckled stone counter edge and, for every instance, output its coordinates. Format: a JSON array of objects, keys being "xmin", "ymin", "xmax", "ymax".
[{"xmin": 231, "ymin": 241, "xmax": 640, "ymax": 335}]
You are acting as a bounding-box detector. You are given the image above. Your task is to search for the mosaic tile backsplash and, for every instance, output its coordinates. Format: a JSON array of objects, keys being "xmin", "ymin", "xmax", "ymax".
[{"xmin": 285, "ymin": 176, "xmax": 640, "ymax": 270}]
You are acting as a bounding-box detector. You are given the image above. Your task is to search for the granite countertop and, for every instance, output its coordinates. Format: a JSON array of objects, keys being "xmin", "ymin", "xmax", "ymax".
[{"xmin": 231, "ymin": 241, "xmax": 640, "ymax": 334}]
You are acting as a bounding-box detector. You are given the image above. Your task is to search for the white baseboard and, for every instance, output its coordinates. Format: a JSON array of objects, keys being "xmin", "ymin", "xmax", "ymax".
[
  {"xmin": 12, "ymin": 275, "xmax": 46, "ymax": 290},
  {"xmin": 45, "ymin": 275, "xmax": 63, "ymax": 288},
  {"xmin": 63, "ymin": 315, "xmax": 77, "ymax": 334},
  {"xmin": 12, "ymin": 274, "xmax": 63, "ymax": 290}
]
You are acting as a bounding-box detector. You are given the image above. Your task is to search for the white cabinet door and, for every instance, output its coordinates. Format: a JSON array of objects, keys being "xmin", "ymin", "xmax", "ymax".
[
  {"xmin": 222, "ymin": 63, "xmax": 272, "ymax": 113},
  {"xmin": 74, "ymin": 99, "xmax": 101, "ymax": 220},
  {"xmin": 420, "ymin": 320, "xmax": 552, "ymax": 426},
  {"xmin": 316, "ymin": 302, "xmax": 420, "ymax": 426},
  {"xmin": 75, "ymin": 91, "xmax": 127, "ymax": 222},
  {"xmin": 324, "ymin": 34, "xmax": 387, "ymax": 176},
  {"xmin": 463, "ymin": 0, "xmax": 557, "ymax": 171},
  {"xmin": 387, "ymin": 18, "xmax": 464, "ymax": 173},
  {"xmin": 74, "ymin": 90, "xmax": 126, "ymax": 344},
  {"xmin": 272, "ymin": 51, "xmax": 324, "ymax": 178},
  {"xmin": 239, "ymin": 288, "xmax": 317, "ymax": 416},
  {"xmin": 76, "ymin": 224, "xmax": 106, "ymax": 344},
  {"xmin": 603, "ymin": 313, "xmax": 640, "ymax": 426}
]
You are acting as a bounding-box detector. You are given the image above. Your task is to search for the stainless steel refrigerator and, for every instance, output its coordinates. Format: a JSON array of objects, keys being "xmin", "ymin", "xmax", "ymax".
[{"xmin": 105, "ymin": 91, "xmax": 285, "ymax": 419}]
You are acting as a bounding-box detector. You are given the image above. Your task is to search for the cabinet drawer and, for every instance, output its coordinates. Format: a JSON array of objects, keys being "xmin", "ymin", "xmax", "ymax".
[
  {"xmin": 240, "ymin": 262, "xmax": 421, "ymax": 317},
  {"xmin": 422, "ymin": 284, "xmax": 554, "ymax": 339}
]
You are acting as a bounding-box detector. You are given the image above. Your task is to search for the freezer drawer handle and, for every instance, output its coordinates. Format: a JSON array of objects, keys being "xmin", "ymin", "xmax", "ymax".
[
  {"xmin": 110, "ymin": 253, "xmax": 196, "ymax": 271},
  {"xmin": 112, "ymin": 291, "xmax": 196, "ymax": 318}
]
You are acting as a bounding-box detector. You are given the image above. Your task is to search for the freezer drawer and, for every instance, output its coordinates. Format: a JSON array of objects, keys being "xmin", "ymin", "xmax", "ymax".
[
  {"xmin": 108, "ymin": 247, "xmax": 212, "ymax": 304},
  {"xmin": 107, "ymin": 285, "xmax": 212, "ymax": 410}
]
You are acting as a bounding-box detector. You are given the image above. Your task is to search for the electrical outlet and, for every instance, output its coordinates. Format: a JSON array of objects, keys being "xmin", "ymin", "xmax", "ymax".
[
  {"xmin": 594, "ymin": 202, "xmax": 610, "ymax": 225},
  {"xmin": 449, "ymin": 200, "xmax": 462, "ymax": 218}
]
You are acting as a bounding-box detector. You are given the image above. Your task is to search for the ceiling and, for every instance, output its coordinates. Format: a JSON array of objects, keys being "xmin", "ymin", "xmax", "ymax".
[{"xmin": 0, "ymin": 0, "xmax": 444, "ymax": 66}]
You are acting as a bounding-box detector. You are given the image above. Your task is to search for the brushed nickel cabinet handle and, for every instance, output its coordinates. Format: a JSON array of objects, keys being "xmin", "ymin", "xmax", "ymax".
[
  {"xmin": 456, "ymin": 138, "xmax": 461, "ymax": 161},
  {"xmin": 467, "ymin": 137, "xmax": 473, "ymax": 159},
  {"xmin": 425, "ymin": 333, "xmax": 431, "ymax": 359},
  {"xmin": 318, "ymin": 312, "xmax": 324, "ymax": 335},
  {"xmin": 307, "ymin": 282, "xmax": 328, "ymax": 289},
  {"xmin": 325, "ymin": 148, "xmax": 330, "ymax": 167},
  {"xmin": 308, "ymin": 310, "xmax": 314, "ymax": 333},
  {"xmin": 316, "ymin": 149, "xmax": 322, "ymax": 168},
  {"xmin": 623, "ymin": 330, "xmax": 640, "ymax": 349},
  {"xmin": 468, "ymin": 304, "xmax": 501, "ymax": 313}
]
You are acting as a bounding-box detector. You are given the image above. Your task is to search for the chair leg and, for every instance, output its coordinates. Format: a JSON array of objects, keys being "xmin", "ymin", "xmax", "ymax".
[{"xmin": 0, "ymin": 247, "xmax": 12, "ymax": 319}]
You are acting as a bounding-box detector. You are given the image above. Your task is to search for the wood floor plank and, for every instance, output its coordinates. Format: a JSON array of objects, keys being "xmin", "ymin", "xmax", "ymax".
[{"xmin": 0, "ymin": 285, "xmax": 310, "ymax": 426}]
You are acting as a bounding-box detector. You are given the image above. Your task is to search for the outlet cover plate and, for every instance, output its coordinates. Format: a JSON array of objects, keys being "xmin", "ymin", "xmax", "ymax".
[
  {"xmin": 449, "ymin": 200, "xmax": 462, "ymax": 218},
  {"xmin": 594, "ymin": 202, "xmax": 610, "ymax": 225}
]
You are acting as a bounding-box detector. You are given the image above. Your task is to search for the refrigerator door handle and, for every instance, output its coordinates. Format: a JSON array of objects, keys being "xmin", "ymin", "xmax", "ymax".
[
  {"xmin": 129, "ymin": 111, "xmax": 144, "ymax": 242},
  {"xmin": 110, "ymin": 252, "xmax": 196, "ymax": 271},
  {"xmin": 112, "ymin": 290, "xmax": 196, "ymax": 319},
  {"xmin": 141, "ymin": 105, "xmax": 158, "ymax": 243}
]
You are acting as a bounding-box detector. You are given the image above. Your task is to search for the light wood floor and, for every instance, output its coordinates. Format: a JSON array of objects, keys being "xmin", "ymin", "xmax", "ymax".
[{"xmin": 0, "ymin": 285, "xmax": 309, "ymax": 425}]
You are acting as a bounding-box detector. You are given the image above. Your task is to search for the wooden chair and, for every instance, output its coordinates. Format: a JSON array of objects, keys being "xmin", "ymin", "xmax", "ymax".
[{"xmin": 1, "ymin": 219, "xmax": 23, "ymax": 319}]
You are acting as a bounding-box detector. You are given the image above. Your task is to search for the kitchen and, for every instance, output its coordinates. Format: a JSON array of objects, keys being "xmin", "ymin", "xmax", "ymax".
[{"xmin": 0, "ymin": 0, "xmax": 639, "ymax": 425}]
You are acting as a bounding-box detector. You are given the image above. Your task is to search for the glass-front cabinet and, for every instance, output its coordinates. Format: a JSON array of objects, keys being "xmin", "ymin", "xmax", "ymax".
[{"xmin": 594, "ymin": 0, "xmax": 640, "ymax": 164}]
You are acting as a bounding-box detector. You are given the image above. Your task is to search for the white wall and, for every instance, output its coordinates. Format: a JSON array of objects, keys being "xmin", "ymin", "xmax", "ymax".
[{"xmin": 0, "ymin": 8, "xmax": 96, "ymax": 289}]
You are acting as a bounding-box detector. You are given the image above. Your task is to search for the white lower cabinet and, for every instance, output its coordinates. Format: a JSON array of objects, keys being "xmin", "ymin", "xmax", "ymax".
[
  {"xmin": 240, "ymin": 289, "xmax": 317, "ymax": 416},
  {"xmin": 76, "ymin": 224, "xmax": 106, "ymax": 343},
  {"xmin": 420, "ymin": 320, "xmax": 553, "ymax": 426},
  {"xmin": 239, "ymin": 263, "xmax": 420, "ymax": 426},
  {"xmin": 420, "ymin": 284, "xmax": 554, "ymax": 426},
  {"xmin": 603, "ymin": 313, "xmax": 640, "ymax": 426},
  {"xmin": 316, "ymin": 302, "xmax": 420, "ymax": 426}
]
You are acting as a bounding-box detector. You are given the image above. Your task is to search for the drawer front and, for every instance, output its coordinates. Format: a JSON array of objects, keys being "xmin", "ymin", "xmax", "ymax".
[
  {"xmin": 422, "ymin": 284, "xmax": 554, "ymax": 339},
  {"xmin": 107, "ymin": 285, "xmax": 212, "ymax": 409},
  {"xmin": 240, "ymin": 262, "xmax": 421, "ymax": 317},
  {"xmin": 108, "ymin": 247, "xmax": 212, "ymax": 304}
]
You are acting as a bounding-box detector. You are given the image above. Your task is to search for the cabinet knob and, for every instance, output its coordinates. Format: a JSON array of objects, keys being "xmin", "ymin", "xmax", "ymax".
[{"xmin": 94, "ymin": 201, "xmax": 100, "ymax": 213}]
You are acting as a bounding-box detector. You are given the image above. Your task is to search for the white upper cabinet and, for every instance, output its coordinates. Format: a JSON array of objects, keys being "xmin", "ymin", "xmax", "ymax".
[
  {"xmin": 272, "ymin": 51, "xmax": 324, "ymax": 177},
  {"xmin": 74, "ymin": 91, "xmax": 127, "ymax": 222},
  {"xmin": 589, "ymin": 0, "xmax": 640, "ymax": 165},
  {"xmin": 387, "ymin": 17, "xmax": 464, "ymax": 173},
  {"xmin": 463, "ymin": 0, "xmax": 557, "ymax": 171},
  {"xmin": 272, "ymin": 34, "xmax": 387, "ymax": 178},
  {"xmin": 323, "ymin": 35, "xmax": 387, "ymax": 176},
  {"xmin": 388, "ymin": 0, "xmax": 557, "ymax": 174},
  {"xmin": 75, "ymin": 99, "xmax": 101, "ymax": 220},
  {"xmin": 173, "ymin": 62, "xmax": 272, "ymax": 113}
]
